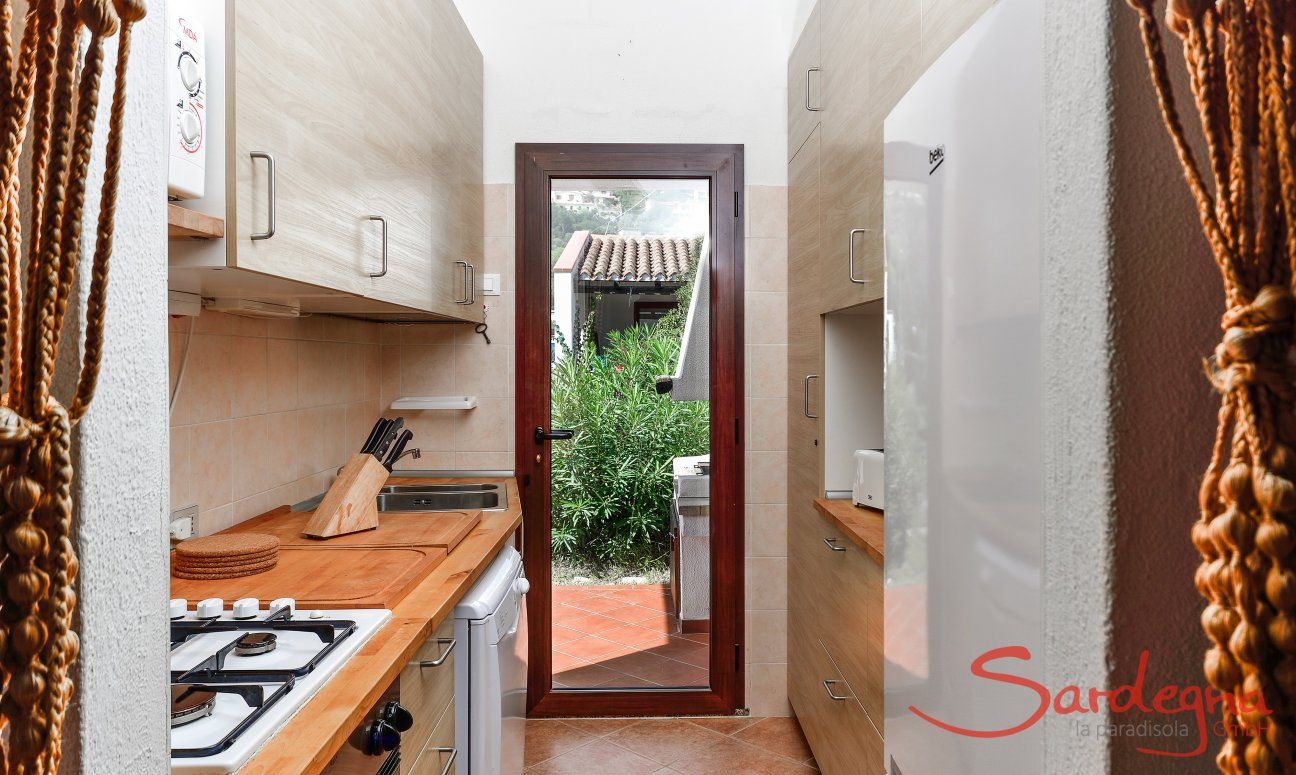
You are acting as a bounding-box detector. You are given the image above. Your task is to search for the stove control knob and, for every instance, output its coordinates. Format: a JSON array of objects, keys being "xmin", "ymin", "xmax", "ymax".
[
  {"xmin": 365, "ymin": 720, "xmax": 401, "ymax": 756},
  {"xmin": 232, "ymin": 598, "xmax": 259, "ymax": 620},
  {"xmin": 269, "ymin": 597, "xmax": 295, "ymax": 616},
  {"xmin": 196, "ymin": 597, "xmax": 223, "ymax": 619},
  {"xmin": 381, "ymin": 701, "xmax": 414, "ymax": 732},
  {"xmin": 168, "ymin": 598, "xmax": 188, "ymax": 619}
]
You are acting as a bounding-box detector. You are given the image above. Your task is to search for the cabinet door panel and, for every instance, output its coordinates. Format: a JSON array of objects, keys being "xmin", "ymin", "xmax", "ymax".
[
  {"xmin": 787, "ymin": 4, "xmax": 821, "ymax": 162},
  {"xmin": 789, "ymin": 626, "xmax": 884, "ymax": 774},
  {"xmin": 788, "ymin": 129, "xmax": 822, "ymax": 506},
  {"xmin": 229, "ymin": 0, "xmax": 376, "ymax": 298}
]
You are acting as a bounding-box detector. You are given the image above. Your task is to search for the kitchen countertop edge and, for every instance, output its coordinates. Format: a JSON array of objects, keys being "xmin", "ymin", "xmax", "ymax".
[
  {"xmin": 235, "ymin": 476, "xmax": 523, "ymax": 775},
  {"xmin": 812, "ymin": 497, "xmax": 884, "ymax": 565}
]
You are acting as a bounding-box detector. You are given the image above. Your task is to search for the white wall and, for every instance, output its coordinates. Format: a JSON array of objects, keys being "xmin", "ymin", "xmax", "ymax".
[{"xmin": 451, "ymin": 0, "xmax": 803, "ymax": 185}]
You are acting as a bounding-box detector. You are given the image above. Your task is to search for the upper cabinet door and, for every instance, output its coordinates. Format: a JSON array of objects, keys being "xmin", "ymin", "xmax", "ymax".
[
  {"xmin": 787, "ymin": 4, "xmax": 821, "ymax": 162},
  {"xmin": 228, "ymin": 0, "xmax": 379, "ymax": 299}
]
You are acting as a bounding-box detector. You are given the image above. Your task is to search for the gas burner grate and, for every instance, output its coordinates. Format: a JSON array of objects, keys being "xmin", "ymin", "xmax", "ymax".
[{"xmin": 170, "ymin": 679, "xmax": 295, "ymax": 759}]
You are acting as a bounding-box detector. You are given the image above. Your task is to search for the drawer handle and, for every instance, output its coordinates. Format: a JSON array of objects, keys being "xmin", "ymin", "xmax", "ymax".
[
  {"xmin": 824, "ymin": 679, "xmax": 852, "ymax": 701},
  {"xmin": 823, "ymin": 537, "xmax": 848, "ymax": 552},
  {"xmin": 418, "ymin": 637, "xmax": 456, "ymax": 668},
  {"xmin": 434, "ymin": 746, "xmax": 458, "ymax": 775}
]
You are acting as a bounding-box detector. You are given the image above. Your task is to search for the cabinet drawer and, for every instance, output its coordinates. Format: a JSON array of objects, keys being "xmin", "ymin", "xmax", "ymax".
[
  {"xmin": 408, "ymin": 700, "xmax": 457, "ymax": 775},
  {"xmin": 789, "ymin": 627, "xmax": 883, "ymax": 774},
  {"xmin": 400, "ymin": 618, "xmax": 456, "ymax": 767}
]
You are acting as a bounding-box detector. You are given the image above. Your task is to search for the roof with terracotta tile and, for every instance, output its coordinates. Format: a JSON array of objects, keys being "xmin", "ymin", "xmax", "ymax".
[{"xmin": 577, "ymin": 235, "xmax": 700, "ymax": 283}]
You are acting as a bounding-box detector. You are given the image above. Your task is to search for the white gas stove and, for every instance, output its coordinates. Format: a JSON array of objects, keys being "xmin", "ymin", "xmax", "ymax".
[{"xmin": 168, "ymin": 597, "xmax": 391, "ymax": 774}]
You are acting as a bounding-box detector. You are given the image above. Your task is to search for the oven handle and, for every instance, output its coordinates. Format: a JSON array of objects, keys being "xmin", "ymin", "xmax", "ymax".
[
  {"xmin": 417, "ymin": 638, "xmax": 456, "ymax": 668},
  {"xmin": 434, "ymin": 747, "xmax": 458, "ymax": 775}
]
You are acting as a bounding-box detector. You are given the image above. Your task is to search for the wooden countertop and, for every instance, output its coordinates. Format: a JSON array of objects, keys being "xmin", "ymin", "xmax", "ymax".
[
  {"xmin": 812, "ymin": 498, "xmax": 883, "ymax": 566},
  {"xmin": 236, "ymin": 476, "xmax": 523, "ymax": 775}
]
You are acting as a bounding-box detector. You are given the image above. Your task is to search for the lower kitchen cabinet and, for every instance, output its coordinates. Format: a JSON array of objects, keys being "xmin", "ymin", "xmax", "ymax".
[
  {"xmin": 789, "ymin": 501, "xmax": 884, "ymax": 774},
  {"xmin": 402, "ymin": 618, "xmax": 456, "ymax": 774}
]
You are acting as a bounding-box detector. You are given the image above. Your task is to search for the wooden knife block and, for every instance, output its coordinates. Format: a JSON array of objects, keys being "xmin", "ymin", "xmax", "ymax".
[{"xmin": 302, "ymin": 454, "xmax": 387, "ymax": 539}]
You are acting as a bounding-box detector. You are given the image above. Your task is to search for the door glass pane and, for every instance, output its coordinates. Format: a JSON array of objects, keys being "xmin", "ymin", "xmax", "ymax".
[{"xmin": 549, "ymin": 179, "xmax": 712, "ymax": 690}]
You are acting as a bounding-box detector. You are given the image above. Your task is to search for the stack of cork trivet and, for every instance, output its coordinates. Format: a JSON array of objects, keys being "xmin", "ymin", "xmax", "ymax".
[{"xmin": 172, "ymin": 534, "xmax": 280, "ymax": 580}]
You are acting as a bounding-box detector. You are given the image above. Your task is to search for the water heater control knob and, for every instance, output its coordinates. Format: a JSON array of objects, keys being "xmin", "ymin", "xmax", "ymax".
[
  {"xmin": 178, "ymin": 108, "xmax": 201, "ymax": 148},
  {"xmin": 196, "ymin": 598, "xmax": 224, "ymax": 619},
  {"xmin": 178, "ymin": 51, "xmax": 202, "ymax": 94}
]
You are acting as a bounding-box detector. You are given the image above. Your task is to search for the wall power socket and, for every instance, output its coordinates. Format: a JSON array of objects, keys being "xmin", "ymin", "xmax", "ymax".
[{"xmin": 170, "ymin": 504, "xmax": 198, "ymax": 542}]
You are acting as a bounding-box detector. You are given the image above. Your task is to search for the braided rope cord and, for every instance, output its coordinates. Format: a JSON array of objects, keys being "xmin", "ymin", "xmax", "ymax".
[
  {"xmin": 0, "ymin": 0, "xmax": 142, "ymax": 771},
  {"xmin": 1128, "ymin": 0, "xmax": 1296, "ymax": 772}
]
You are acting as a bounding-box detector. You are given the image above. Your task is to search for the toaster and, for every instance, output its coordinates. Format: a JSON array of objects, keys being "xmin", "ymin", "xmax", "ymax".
[{"xmin": 852, "ymin": 449, "xmax": 884, "ymax": 509}]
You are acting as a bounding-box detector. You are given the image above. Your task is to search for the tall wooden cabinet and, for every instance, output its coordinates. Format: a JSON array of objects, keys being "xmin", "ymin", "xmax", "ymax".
[
  {"xmin": 211, "ymin": 0, "xmax": 483, "ymax": 322},
  {"xmin": 785, "ymin": 1, "xmax": 997, "ymax": 772}
]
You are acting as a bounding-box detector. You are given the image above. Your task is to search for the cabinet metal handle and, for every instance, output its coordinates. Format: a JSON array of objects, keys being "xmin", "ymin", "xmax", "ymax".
[
  {"xmin": 467, "ymin": 262, "xmax": 476, "ymax": 304},
  {"xmin": 824, "ymin": 679, "xmax": 851, "ymax": 701},
  {"xmin": 824, "ymin": 537, "xmax": 847, "ymax": 552},
  {"xmin": 803, "ymin": 375, "xmax": 820, "ymax": 419},
  {"xmin": 434, "ymin": 747, "xmax": 458, "ymax": 775},
  {"xmin": 367, "ymin": 215, "xmax": 388, "ymax": 278},
  {"xmin": 454, "ymin": 261, "xmax": 471, "ymax": 304},
  {"xmin": 849, "ymin": 228, "xmax": 870, "ymax": 284},
  {"xmin": 250, "ymin": 151, "xmax": 275, "ymax": 240},
  {"xmin": 806, "ymin": 67, "xmax": 821, "ymax": 112},
  {"xmin": 417, "ymin": 638, "xmax": 456, "ymax": 668}
]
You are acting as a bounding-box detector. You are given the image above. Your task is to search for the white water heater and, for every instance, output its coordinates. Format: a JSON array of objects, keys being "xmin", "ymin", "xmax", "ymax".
[{"xmin": 166, "ymin": 0, "xmax": 206, "ymax": 200}]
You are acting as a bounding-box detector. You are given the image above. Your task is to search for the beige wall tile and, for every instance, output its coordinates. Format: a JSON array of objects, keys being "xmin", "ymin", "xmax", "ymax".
[
  {"xmin": 745, "ymin": 238, "xmax": 789, "ymax": 293},
  {"xmin": 266, "ymin": 338, "xmax": 299, "ymax": 412},
  {"xmin": 299, "ymin": 341, "xmax": 351, "ymax": 407},
  {"xmin": 345, "ymin": 401, "xmax": 382, "ymax": 453},
  {"xmin": 457, "ymin": 398, "xmax": 513, "ymax": 452},
  {"xmin": 400, "ymin": 324, "xmax": 459, "ymax": 346},
  {"xmin": 230, "ymin": 411, "xmax": 297, "ymax": 500},
  {"xmin": 483, "ymin": 236, "xmax": 516, "ymax": 286},
  {"xmin": 746, "ymin": 504, "xmax": 788, "ymax": 559},
  {"xmin": 295, "ymin": 405, "xmax": 346, "ymax": 479},
  {"xmin": 170, "ymin": 425, "xmax": 192, "ymax": 511},
  {"xmin": 402, "ymin": 412, "xmax": 458, "ymax": 454},
  {"xmin": 747, "ymin": 663, "xmax": 792, "ymax": 716},
  {"xmin": 190, "ymin": 421, "xmax": 232, "ymax": 515},
  {"xmin": 746, "ymin": 186, "xmax": 788, "ymax": 240},
  {"xmin": 172, "ymin": 334, "xmax": 235, "ymax": 425},
  {"xmin": 380, "ymin": 345, "xmax": 401, "ymax": 409},
  {"xmin": 745, "ymin": 345, "xmax": 788, "ymax": 400},
  {"xmin": 199, "ymin": 505, "xmax": 235, "ymax": 537},
  {"xmin": 746, "ymin": 556, "xmax": 788, "ymax": 610},
  {"xmin": 746, "ymin": 451, "xmax": 788, "ymax": 504},
  {"xmin": 229, "ymin": 336, "xmax": 268, "ymax": 418},
  {"xmin": 401, "ymin": 345, "xmax": 456, "ymax": 396},
  {"xmin": 484, "ymin": 183, "xmax": 515, "ymax": 238},
  {"xmin": 455, "ymin": 344, "xmax": 513, "ymax": 398},
  {"xmin": 456, "ymin": 452, "xmax": 514, "ymax": 471},
  {"xmin": 745, "ymin": 292, "xmax": 788, "ymax": 345},
  {"xmin": 456, "ymin": 292, "xmax": 514, "ymax": 347},
  {"xmin": 416, "ymin": 452, "xmax": 458, "ymax": 470},
  {"xmin": 747, "ymin": 609, "xmax": 788, "ymax": 663},
  {"xmin": 746, "ymin": 398, "xmax": 787, "ymax": 452},
  {"xmin": 196, "ymin": 310, "xmax": 267, "ymax": 338}
]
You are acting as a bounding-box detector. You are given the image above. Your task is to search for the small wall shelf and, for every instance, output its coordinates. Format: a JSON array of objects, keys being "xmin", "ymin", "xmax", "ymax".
[
  {"xmin": 167, "ymin": 204, "xmax": 225, "ymax": 240},
  {"xmin": 390, "ymin": 396, "xmax": 478, "ymax": 410}
]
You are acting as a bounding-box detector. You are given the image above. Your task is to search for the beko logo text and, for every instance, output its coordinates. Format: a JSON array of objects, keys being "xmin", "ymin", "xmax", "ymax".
[{"xmin": 928, "ymin": 145, "xmax": 945, "ymax": 175}]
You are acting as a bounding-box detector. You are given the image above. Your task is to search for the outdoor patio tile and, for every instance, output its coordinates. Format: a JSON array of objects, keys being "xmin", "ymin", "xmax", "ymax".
[
  {"xmin": 679, "ymin": 631, "xmax": 710, "ymax": 645},
  {"xmin": 524, "ymin": 720, "xmax": 596, "ymax": 768},
  {"xmin": 606, "ymin": 719, "xmax": 734, "ymax": 766},
  {"xmin": 551, "ymin": 651, "xmax": 591, "ymax": 672},
  {"xmin": 600, "ymin": 674, "xmax": 663, "ymax": 688},
  {"xmin": 599, "ymin": 623, "xmax": 674, "ymax": 648},
  {"xmin": 562, "ymin": 635, "xmax": 640, "ymax": 662},
  {"xmin": 558, "ymin": 611, "xmax": 625, "ymax": 635},
  {"xmin": 565, "ymin": 595, "xmax": 631, "ymax": 615},
  {"xmin": 553, "ymin": 661, "xmax": 622, "ymax": 688},
  {"xmin": 732, "ymin": 717, "xmax": 815, "ymax": 763},
  {"xmin": 602, "ymin": 603, "xmax": 665, "ymax": 625},
  {"xmin": 610, "ymin": 651, "xmax": 711, "ymax": 686},
  {"xmin": 654, "ymin": 637, "xmax": 711, "ymax": 668},
  {"xmin": 552, "ymin": 625, "xmax": 584, "ymax": 646},
  {"xmin": 624, "ymin": 609, "xmax": 673, "ymax": 628}
]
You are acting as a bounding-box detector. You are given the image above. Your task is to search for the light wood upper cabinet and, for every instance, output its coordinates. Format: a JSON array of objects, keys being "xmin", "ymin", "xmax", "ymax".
[
  {"xmin": 788, "ymin": 129, "xmax": 823, "ymax": 507},
  {"xmin": 787, "ymin": 4, "xmax": 821, "ymax": 162},
  {"xmin": 226, "ymin": 0, "xmax": 483, "ymax": 322}
]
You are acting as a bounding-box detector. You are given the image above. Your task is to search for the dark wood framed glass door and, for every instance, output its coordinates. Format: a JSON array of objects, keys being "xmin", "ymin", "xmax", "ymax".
[{"xmin": 515, "ymin": 144, "xmax": 745, "ymax": 717}]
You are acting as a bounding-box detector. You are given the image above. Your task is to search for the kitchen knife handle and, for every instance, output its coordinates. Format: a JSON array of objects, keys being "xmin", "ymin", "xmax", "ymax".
[{"xmin": 361, "ymin": 418, "xmax": 387, "ymax": 454}]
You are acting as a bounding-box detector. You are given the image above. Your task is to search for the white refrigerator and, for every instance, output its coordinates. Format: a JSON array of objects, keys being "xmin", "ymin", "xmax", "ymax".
[{"xmin": 883, "ymin": 0, "xmax": 1044, "ymax": 773}]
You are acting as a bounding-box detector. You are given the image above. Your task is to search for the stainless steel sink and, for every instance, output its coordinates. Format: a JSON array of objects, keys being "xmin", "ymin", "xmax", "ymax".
[
  {"xmin": 291, "ymin": 481, "xmax": 508, "ymax": 513},
  {"xmin": 376, "ymin": 482, "xmax": 507, "ymax": 512}
]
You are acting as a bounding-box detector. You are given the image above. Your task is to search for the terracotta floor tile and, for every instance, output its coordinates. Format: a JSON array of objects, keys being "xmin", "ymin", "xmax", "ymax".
[
  {"xmin": 686, "ymin": 716, "xmax": 760, "ymax": 735},
  {"xmin": 523, "ymin": 720, "xmax": 596, "ymax": 768},
  {"xmin": 602, "ymin": 603, "xmax": 664, "ymax": 625},
  {"xmin": 600, "ymin": 623, "xmax": 674, "ymax": 648},
  {"xmin": 679, "ymin": 631, "xmax": 710, "ymax": 645},
  {"xmin": 732, "ymin": 717, "xmax": 815, "ymax": 763},
  {"xmin": 649, "ymin": 637, "xmax": 710, "ymax": 668},
  {"xmin": 559, "ymin": 611, "xmax": 625, "ymax": 635},
  {"xmin": 524, "ymin": 738, "xmax": 661, "ymax": 775},
  {"xmin": 607, "ymin": 651, "xmax": 710, "ymax": 686},
  {"xmin": 606, "ymin": 718, "xmax": 733, "ymax": 766},
  {"xmin": 669, "ymin": 736, "xmax": 817, "ymax": 775},
  {"xmin": 625, "ymin": 609, "xmax": 673, "ymax": 628},
  {"xmin": 561, "ymin": 635, "xmax": 636, "ymax": 662},
  {"xmin": 550, "ymin": 651, "xmax": 589, "ymax": 672},
  {"xmin": 563, "ymin": 595, "xmax": 630, "ymax": 615},
  {"xmin": 555, "ymin": 717, "xmax": 637, "ymax": 737},
  {"xmin": 552, "ymin": 625, "xmax": 583, "ymax": 646}
]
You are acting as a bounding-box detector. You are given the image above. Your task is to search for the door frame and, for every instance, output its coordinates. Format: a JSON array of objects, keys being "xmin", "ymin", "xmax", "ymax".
[{"xmin": 515, "ymin": 143, "xmax": 746, "ymax": 717}]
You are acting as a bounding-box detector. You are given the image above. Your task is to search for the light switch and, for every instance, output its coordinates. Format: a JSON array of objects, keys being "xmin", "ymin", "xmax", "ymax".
[{"xmin": 481, "ymin": 273, "xmax": 501, "ymax": 296}]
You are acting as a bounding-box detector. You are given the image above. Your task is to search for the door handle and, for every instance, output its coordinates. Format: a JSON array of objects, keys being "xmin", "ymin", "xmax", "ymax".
[
  {"xmin": 803, "ymin": 375, "xmax": 820, "ymax": 419},
  {"xmin": 849, "ymin": 228, "xmax": 870, "ymax": 284},
  {"xmin": 367, "ymin": 215, "xmax": 388, "ymax": 278},
  {"xmin": 535, "ymin": 427, "xmax": 574, "ymax": 444},
  {"xmin": 250, "ymin": 151, "xmax": 275, "ymax": 240}
]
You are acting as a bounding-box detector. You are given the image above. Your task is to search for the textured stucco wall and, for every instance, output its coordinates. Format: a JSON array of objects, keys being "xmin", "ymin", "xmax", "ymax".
[
  {"xmin": 1043, "ymin": 1, "xmax": 1217, "ymax": 772},
  {"xmin": 54, "ymin": 11, "xmax": 171, "ymax": 773}
]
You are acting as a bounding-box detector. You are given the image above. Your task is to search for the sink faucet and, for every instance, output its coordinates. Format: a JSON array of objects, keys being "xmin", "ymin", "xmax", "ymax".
[{"xmin": 391, "ymin": 448, "xmax": 421, "ymax": 466}]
